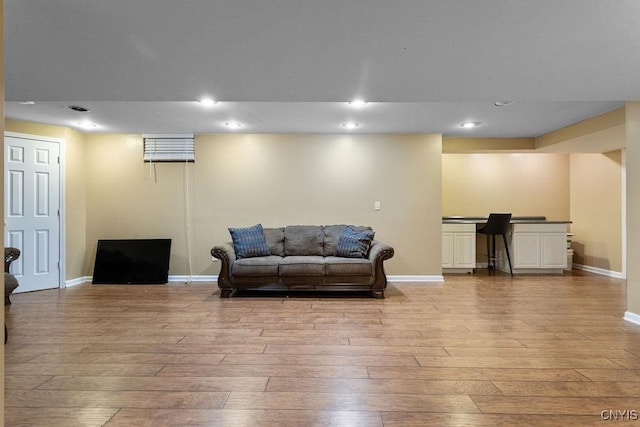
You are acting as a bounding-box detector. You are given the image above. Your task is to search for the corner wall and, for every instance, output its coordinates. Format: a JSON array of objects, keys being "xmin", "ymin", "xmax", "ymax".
[
  {"xmin": 64, "ymin": 128, "xmax": 88, "ymax": 279},
  {"xmin": 626, "ymin": 102, "xmax": 640, "ymax": 320},
  {"xmin": 569, "ymin": 151, "xmax": 623, "ymax": 273}
]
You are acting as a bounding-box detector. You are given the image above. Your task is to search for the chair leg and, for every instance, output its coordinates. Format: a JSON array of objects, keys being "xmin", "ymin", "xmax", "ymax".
[
  {"xmin": 491, "ymin": 235, "xmax": 497, "ymax": 272},
  {"xmin": 486, "ymin": 234, "xmax": 491, "ymax": 274},
  {"xmin": 502, "ymin": 234, "xmax": 513, "ymax": 276}
]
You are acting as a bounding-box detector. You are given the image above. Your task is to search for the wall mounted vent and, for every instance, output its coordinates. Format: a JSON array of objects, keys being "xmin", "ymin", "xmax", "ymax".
[{"xmin": 143, "ymin": 134, "xmax": 195, "ymax": 162}]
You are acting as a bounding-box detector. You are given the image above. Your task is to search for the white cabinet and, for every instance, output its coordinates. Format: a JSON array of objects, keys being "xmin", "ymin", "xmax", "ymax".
[
  {"xmin": 541, "ymin": 233, "xmax": 568, "ymax": 268},
  {"xmin": 511, "ymin": 223, "xmax": 567, "ymax": 273},
  {"xmin": 512, "ymin": 233, "xmax": 540, "ymax": 268},
  {"xmin": 442, "ymin": 232, "xmax": 454, "ymax": 268},
  {"xmin": 442, "ymin": 223, "xmax": 476, "ymax": 273}
]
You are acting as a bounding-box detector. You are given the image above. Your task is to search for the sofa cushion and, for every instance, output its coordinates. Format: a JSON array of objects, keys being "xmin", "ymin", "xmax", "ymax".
[
  {"xmin": 284, "ymin": 225, "xmax": 324, "ymax": 256},
  {"xmin": 323, "ymin": 225, "xmax": 347, "ymax": 256},
  {"xmin": 279, "ymin": 256, "xmax": 325, "ymax": 276},
  {"xmin": 335, "ymin": 226, "xmax": 375, "ymax": 258},
  {"xmin": 232, "ymin": 255, "xmax": 281, "ymax": 277},
  {"xmin": 229, "ymin": 224, "xmax": 271, "ymax": 259},
  {"xmin": 325, "ymin": 256, "xmax": 373, "ymax": 276},
  {"xmin": 263, "ymin": 227, "xmax": 285, "ymax": 256}
]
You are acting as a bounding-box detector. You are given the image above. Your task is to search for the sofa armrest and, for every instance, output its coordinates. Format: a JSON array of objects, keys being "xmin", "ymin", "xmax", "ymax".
[
  {"xmin": 211, "ymin": 243, "xmax": 236, "ymax": 297},
  {"xmin": 368, "ymin": 240, "xmax": 395, "ymax": 298},
  {"xmin": 368, "ymin": 240, "xmax": 394, "ymax": 263},
  {"xmin": 211, "ymin": 243, "xmax": 236, "ymax": 264}
]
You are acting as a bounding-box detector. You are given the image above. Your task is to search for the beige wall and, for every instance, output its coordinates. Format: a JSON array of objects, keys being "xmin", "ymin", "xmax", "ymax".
[
  {"xmin": 569, "ymin": 151, "xmax": 623, "ymax": 272},
  {"xmin": 442, "ymin": 153, "xmax": 571, "ymax": 220},
  {"xmin": 84, "ymin": 133, "xmax": 443, "ymax": 277},
  {"xmin": 443, "ymin": 137, "xmax": 536, "ymax": 153},
  {"xmin": 536, "ymin": 107, "xmax": 626, "ymax": 149},
  {"xmin": 5, "ymin": 118, "xmax": 67, "ymax": 139},
  {"xmin": 3, "ymin": 117, "xmax": 626, "ymax": 282},
  {"xmin": 627, "ymin": 102, "xmax": 640, "ymax": 317}
]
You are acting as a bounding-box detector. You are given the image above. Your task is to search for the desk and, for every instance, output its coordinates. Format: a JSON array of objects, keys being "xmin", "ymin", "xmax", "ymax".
[{"xmin": 442, "ymin": 217, "xmax": 571, "ymax": 274}]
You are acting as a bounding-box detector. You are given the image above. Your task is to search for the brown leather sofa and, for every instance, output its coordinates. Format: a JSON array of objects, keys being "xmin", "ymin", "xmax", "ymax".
[{"xmin": 212, "ymin": 225, "xmax": 394, "ymax": 298}]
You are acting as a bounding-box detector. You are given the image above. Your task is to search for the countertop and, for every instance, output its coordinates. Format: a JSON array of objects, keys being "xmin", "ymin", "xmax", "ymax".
[{"xmin": 443, "ymin": 216, "xmax": 572, "ymax": 224}]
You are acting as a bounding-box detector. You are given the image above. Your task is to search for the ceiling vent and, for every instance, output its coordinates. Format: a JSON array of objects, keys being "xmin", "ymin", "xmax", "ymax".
[
  {"xmin": 143, "ymin": 134, "xmax": 195, "ymax": 162},
  {"xmin": 68, "ymin": 105, "xmax": 90, "ymax": 112}
]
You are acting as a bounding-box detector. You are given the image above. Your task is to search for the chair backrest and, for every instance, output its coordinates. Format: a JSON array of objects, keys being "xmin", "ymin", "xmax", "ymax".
[{"xmin": 481, "ymin": 213, "xmax": 512, "ymax": 235}]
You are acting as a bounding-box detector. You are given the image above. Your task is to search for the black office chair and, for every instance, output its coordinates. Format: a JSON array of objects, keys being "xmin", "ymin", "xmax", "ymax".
[{"xmin": 477, "ymin": 213, "xmax": 513, "ymax": 276}]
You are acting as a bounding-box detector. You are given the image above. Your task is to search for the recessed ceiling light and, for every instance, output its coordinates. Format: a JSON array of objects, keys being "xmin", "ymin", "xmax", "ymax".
[
  {"xmin": 75, "ymin": 120, "xmax": 98, "ymax": 130},
  {"xmin": 348, "ymin": 99, "xmax": 367, "ymax": 107},
  {"xmin": 460, "ymin": 121, "xmax": 481, "ymax": 129},
  {"xmin": 224, "ymin": 121, "xmax": 242, "ymax": 130},
  {"xmin": 342, "ymin": 122, "xmax": 360, "ymax": 130},
  {"xmin": 199, "ymin": 97, "xmax": 217, "ymax": 107},
  {"xmin": 494, "ymin": 101, "xmax": 514, "ymax": 107}
]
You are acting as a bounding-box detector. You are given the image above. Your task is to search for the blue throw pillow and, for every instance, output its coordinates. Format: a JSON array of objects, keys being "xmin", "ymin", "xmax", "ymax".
[
  {"xmin": 335, "ymin": 226, "xmax": 375, "ymax": 258},
  {"xmin": 229, "ymin": 224, "xmax": 271, "ymax": 259}
]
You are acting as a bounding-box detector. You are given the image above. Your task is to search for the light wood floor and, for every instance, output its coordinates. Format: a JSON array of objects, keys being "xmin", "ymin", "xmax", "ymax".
[{"xmin": 4, "ymin": 271, "xmax": 640, "ymax": 426}]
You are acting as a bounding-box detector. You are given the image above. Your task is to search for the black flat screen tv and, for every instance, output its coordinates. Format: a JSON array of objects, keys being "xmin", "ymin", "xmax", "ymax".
[{"xmin": 92, "ymin": 239, "xmax": 171, "ymax": 284}]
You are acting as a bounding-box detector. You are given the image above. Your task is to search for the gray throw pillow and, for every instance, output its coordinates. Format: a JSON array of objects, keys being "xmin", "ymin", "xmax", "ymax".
[
  {"xmin": 229, "ymin": 224, "xmax": 271, "ymax": 259},
  {"xmin": 335, "ymin": 226, "xmax": 375, "ymax": 258}
]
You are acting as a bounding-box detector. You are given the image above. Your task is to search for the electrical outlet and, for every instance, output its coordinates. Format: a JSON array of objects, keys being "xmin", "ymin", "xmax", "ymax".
[{"xmin": 374, "ymin": 201, "xmax": 381, "ymax": 210}]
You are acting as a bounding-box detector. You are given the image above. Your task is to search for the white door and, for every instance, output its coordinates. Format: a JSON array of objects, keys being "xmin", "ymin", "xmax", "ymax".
[{"xmin": 5, "ymin": 135, "xmax": 61, "ymax": 293}]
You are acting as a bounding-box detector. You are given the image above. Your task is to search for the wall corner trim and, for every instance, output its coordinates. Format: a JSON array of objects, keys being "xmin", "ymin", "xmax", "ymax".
[{"xmin": 624, "ymin": 311, "xmax": 640, "ymax": 326}]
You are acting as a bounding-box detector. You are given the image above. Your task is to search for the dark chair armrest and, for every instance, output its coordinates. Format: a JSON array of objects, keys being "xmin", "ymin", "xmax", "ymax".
[{"xmin": 5, "ymin": 247, "xmax": 21, "ymax": 273}]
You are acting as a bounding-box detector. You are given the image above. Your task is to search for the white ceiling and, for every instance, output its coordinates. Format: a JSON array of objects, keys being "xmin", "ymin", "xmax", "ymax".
[{"xmin": 4, "ymin": 1, "xmax": 639, "ymax": 137}]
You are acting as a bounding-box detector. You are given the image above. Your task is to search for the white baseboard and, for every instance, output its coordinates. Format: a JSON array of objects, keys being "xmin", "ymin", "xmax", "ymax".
[
  {"xmin": 64, "ymin": 274, "xmax": 448, "ymax": 286},
  {"xmin": 65, "ymin": 276, "xmax": 92, "ymax": 287},
  {"xmin": 168, "ymin": 275, "xmax": 217, "ymax": 283},
  {"xmin": 388, "ymin": 275, "xmax": 444, "ymax": 282},
  {"xmin": 624, "ymin": 311, "xmax": 640, "ymax": 326},
  {"xmin": 64, "ymin": 275, "xmax": 217, "ymax": 287},
  {"xmin": 572, "ymin": 263, "xmax": 625, "ymax": 279},
  {"xmin": 170, "ymin": 275, "xmax": 446, "ymax": 283}
]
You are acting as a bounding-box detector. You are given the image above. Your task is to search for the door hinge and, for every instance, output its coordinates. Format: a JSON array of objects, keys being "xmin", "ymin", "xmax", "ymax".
[{"xmin": 57, "ymin": 156, "xmax": 61, "ymax": 164}]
